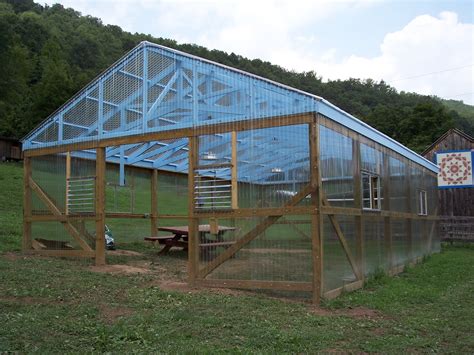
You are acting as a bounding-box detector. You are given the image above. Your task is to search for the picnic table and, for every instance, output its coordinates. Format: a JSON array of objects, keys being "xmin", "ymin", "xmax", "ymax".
[{"xmin": 145, "ymin": 225, "xmax": 236, "ymax": 258}]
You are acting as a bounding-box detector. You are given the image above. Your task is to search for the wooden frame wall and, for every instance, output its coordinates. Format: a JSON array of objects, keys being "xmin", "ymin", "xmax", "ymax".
[{"xmin": 22, "ymin": 111, "xmax": 440, "ymax": 303}]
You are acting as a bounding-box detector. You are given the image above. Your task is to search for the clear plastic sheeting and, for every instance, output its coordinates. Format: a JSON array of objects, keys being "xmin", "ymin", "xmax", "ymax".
[{"xmin": 319, "ymin": 125, "xmax": 354, "ymax": 208}]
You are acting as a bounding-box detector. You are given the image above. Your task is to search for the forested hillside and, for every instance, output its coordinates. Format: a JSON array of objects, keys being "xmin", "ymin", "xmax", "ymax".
[{"xmin": 0, "ymin": 0, "xmax": 472, "ymax": 152}]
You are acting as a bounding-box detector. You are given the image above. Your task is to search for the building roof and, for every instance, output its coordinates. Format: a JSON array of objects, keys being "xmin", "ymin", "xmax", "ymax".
[
  {"xmin": 22, "ymin": 41, "xmax": 438, "ymax": 176},
  {"xmin": 422, "ymin": 128, "xmax": 474, "ymax": 157}
]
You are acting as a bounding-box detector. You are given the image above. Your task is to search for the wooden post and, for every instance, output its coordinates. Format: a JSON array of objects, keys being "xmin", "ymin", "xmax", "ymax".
[
  {"xmin": 188, "ymin": 136, "xmax": 199, "ymax": 283},
  {"xmin": 382, "ymin": 153, "xmax": 392, "ymax": 269},
  {"xmin": 352, "ymin": 139, "xmax": 364, "ymax": 279},
  {"xmin": 231, "ymin": 131, "xmax": 238, "ymax": 209},
  {"xmin": 406, "ymin": 164, "xmax": 413, "ymax": 262},
  {"xmin": 309, "ymin": 117, "xmax": 322, "ymax": 304},
  {"xmin": 95, "ymin": 147, "xmax": 106, "ymax": 266},
  {"xmin": 65, "ymin": 152, "xmax": 71, "ymax": 215},
  {"xmin": 151, "ymin": 169, "xmax": 158, "ymax": 238},
  {"xmin": 23, "ymin": 157, "xmax": 32, "ymax": 251}
]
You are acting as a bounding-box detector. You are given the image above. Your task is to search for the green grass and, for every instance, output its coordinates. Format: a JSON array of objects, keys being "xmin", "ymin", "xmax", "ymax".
[{"xmin": 1, "ymin": 161, "xmax": 473, "ymax": 353}]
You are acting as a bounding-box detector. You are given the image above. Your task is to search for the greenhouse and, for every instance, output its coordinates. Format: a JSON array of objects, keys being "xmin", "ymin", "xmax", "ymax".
[{"xmin": 22, "ymin": 41, "xmax": 439, "ymax": 303}]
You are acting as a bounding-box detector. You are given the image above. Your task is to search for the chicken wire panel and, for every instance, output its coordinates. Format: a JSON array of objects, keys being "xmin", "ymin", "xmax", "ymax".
[
  {"xmin": 31, "ymin": 154, "xmax": 67, "ymax": 213},
  {"xmin": 319, "ymin": 125, "xmax": 355, "ymax": 208},
  {"xmin": 363, "ymin": 217, "xmax": 386, "ymax": 275},
  {"xmin": 322, "ymin": 215, "xmax": 357, "ymax": 293},
  {"xmin": 203, "ymin": 216, "xmax": 312, "ymax": 283},
  {"xmin": 389, "ymin": 157, "xmax": 408, "ymax": 212},
  {"xmin": 105, "ymin": 218, "xmax": 150, "ymax": 244},
  {"xmin": 107, "ymin": 167, "xmax": 151, "ymax": 215},
  {"xmin": 31, "ymin": 220, "xmax": 95, "ymax": 250},
  {"xmin": 156, "ymin": 172, "xmax": 188, "ymax": 215}
]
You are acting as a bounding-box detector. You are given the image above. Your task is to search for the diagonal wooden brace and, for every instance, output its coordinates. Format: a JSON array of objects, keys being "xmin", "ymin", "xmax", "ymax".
[
  {"xmin": 322, "ymin": 195, "xmax": 363, "ymax": 281},
  {"xmin": 29, "ymin": 177, "xmax": 93, "ymax": 252},
  {"xmin": 199, "ymin": 184, "xmax": 315, "ymax": 278}
]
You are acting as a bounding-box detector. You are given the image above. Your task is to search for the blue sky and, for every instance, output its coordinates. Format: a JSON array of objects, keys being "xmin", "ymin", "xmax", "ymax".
[{"xmin": 42, "ymin": 0, "xmax": 474, "ymax": 104}]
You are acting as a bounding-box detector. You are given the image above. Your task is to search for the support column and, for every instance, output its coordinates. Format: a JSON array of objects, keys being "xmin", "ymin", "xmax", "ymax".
[
  {"xmin": 406, "ymin": 164, "xmax": 413, "ymax": 262},
  {"xmin": 95, "ymin": 147, "xmax": 106, "ymax": 266},
  {"xmin": 23, "ymin": 157, "xmax": 32, "ymax": 251},
  {"xmin": 231, "ymin": 131, "xmax": 238, "ymax": 209},
  {"xmin": 382, "ymin": 153, "xmax": 392, "ymax": 270},
  {"xmin": 65, "ymin": 152, "xmax": 71, "ymax": 215},
  {"xmin": 188, "ymin": 136, "xmax": 199, "ymax": 283},
  {"xmin": 309, "ymin": 117, "xmax": 322, "ymax": 304},
  {"xmin": 352, "ymin": 139, "xmax": 364, "ymax": 279},
  {"xmin": 151, "ymin": 169, "xmax": 158, "ymax": 238}
]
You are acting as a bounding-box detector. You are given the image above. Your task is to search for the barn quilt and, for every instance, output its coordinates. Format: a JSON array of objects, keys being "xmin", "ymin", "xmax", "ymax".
[{"xmin": 436, "ymin": 150, "xmax": 474, "ymax": 188}]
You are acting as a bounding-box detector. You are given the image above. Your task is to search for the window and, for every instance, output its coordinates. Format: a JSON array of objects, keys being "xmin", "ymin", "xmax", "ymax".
[
  {"xmin": 418, "ymin": 190, "xmax": 428, "ymax": 215},
  {"xmin": 362, "ymin": 171, "xmax": 381, "ymax": 210}
]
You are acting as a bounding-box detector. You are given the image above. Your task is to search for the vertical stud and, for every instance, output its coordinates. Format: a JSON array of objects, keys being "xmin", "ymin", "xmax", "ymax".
[
  {"xmin": 188, "ymin": 136, "xmax": 199, "ymax": 283},
  {"xmin": 95, "ymin": 147, "xmax": 106, "ymax": 266},
  {"xmin": 23, "ymin": 156, "xmax": 32, "ymax": 251},
  {"xmin": 151, "ymin": 169, "xmax": 158, "ymax": 238},
  {"xmin": 309, "ymin": 116, "xmax": 322, "ymax": 304}
]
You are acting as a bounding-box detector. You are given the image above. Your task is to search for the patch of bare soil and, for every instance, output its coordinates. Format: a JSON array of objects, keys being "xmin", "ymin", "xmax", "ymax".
[
  {"xmin": 106, "ymin": 249, "xmax": 143, "ymax": 257},
  {"xmin": 145, "ymin": 280, "xmax": 247, "ymax": 296},
  {"xmin": 98, "ymin": 304, "xmax": 134, "ymax": 324},
  {"xmin": 311, "ymin": 306, "xmax": 384, "ymax": 319},
  {"xmin": 89, "ymin": 264, "xmax": 151, "ymax": 274}
]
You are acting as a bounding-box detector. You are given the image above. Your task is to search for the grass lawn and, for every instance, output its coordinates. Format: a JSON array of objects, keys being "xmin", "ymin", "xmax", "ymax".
[{"xmin": 1, "ymin": 161, "xmax": 473, "ymax": 353}]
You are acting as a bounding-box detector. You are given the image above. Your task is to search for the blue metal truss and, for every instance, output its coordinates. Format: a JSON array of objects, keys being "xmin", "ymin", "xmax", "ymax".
[{"xmin": 22, "ymin": 41, "xmax": 438, "ymax": 180}]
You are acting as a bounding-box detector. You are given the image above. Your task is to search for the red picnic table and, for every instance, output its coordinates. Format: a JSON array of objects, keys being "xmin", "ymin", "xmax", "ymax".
[{"xmin": 146, "ymin": 225, "xmax": 236, "ymax": 258}]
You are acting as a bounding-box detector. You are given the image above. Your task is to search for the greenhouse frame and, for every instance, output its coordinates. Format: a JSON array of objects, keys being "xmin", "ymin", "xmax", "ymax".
[{"xmin": 22, "ymin": 41, "xmax": 439, "ymax": 303}]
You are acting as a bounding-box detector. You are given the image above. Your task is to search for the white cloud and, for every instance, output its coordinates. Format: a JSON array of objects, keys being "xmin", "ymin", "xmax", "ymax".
[{"xmin": 42, "ymin": 1, "xmax": 473, "ymax": 104}]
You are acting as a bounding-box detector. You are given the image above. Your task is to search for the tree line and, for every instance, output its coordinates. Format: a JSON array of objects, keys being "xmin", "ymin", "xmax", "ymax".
[{"xmin": 0, "ymin": 0, "xmax": 472, "ymax": 153}]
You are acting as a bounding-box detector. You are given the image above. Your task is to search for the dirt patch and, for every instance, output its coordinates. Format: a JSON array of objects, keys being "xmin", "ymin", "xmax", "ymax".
[
  {"xmin": 89, "ymin": 264, "xmax": 151, "ymax": 274},
  {"xmin": 106, "ymin": 249, "xmax": 143, "ymax": 257},
  {"xmin": 145, "ymin": 280, "xmax": 247, "ymax": 296},
  {"xmin": 311, "ymin": 306, "xmax": 385, "ymax": 319},
  {"xmin": 99, "ymin": 304, "xmax": 134, "ymax": 324}
]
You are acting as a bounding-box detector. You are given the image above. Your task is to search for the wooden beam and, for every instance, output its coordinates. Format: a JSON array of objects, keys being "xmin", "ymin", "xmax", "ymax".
[
  {"xmin": 65, "ymin": 152, "xmax": 71, "ymax": 215},
  {"xmin": 23, "ymin": 157, "xmax": 32, "ymax": 251},
  {"xmin": 151, "ymin": 169, "xmax": 158, "ymax": 238},
  {"xmin": 406, "ymin": 167, "xmax": 413, "ymax": 261},
  {"xmin": 323, "ymin": 280, "xmax": 364, "ymax": 300},
  {"xmin": 195, "ymin": 206, "xmax": 317, "ymax": 218},
  {"xmin": 95, "ymin": 147, "xmax": 106, "ymax": 266},
  {"xmin": 26, "ymin": 214, "xmax": 95, "ymax": 222},
  {"xmin": 309, "ymin": 119, "xmax": 322, "ymax": 304},
  {"xmin": 322, "ymin": 195, "xmax": 363, "ymax": 281},
  {"xmin": 29, "ymin": 177, "xmax": 93, "ymax": 252},
  {"xmin": 352, "ymin": 139, "xmax": 364, "ymax": 278},
  {"xmin": 231, "ymin": 131, "xmax": 238, "ymax": 209},
  {"xmin": 188, "ymin": 136, "xmax": 199, "ymax": 283},
  {"xmin": 197, "ymin": 279, "xmax": 313, "ymax": 292},
  {"xmin": 383, "ymin": 153, "xmax": 393, "ymax": 269},
  {"xmin": 199, "ymin": 183, "xmax": 315, "ymax": 279},
  {"xmin": 24, "ymin": 113, "xmax": 315, "ymax": 157}
]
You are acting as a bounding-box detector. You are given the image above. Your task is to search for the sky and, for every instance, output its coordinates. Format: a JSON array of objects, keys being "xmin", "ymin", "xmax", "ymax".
[{"xmin": 41, "ymin": 0, "xmax": 474, "ymax": 105}]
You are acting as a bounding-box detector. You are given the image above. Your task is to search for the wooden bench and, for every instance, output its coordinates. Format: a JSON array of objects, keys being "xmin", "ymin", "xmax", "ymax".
[
  {"xmin": 199, "ymin": 240, "xmax": 236, "ymax": 260},
  {"xmin": 144, "ymin": 235, "xmax": 175, "ymax": 247}
]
